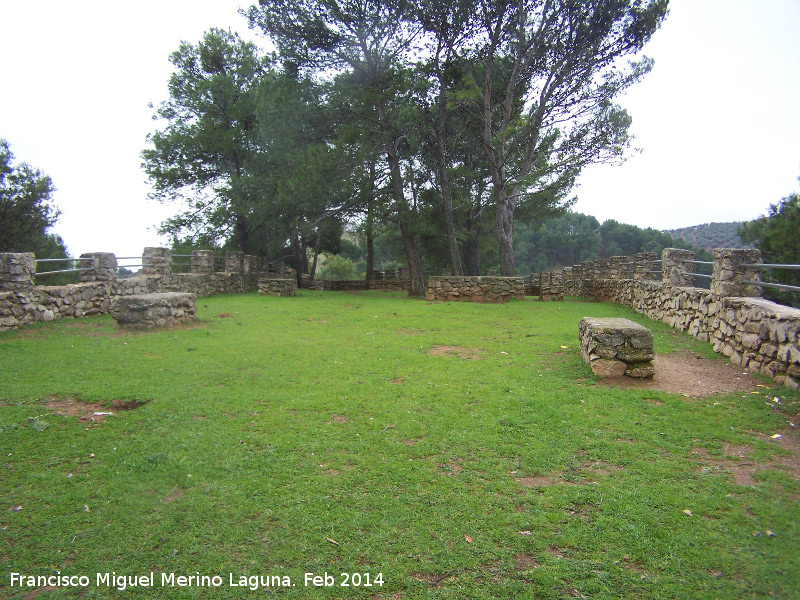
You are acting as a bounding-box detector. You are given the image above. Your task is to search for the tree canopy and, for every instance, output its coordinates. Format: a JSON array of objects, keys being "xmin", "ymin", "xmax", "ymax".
[
  {"xmin": 0, "ymin": 138, "xmax": 61, "ymax": 253},
  {"xmin": 739, "ymin": 188, "xmax": 800, "ymax": 307},
  {"xmin": 144, "ymin": 1, "xmax": 669, "ymax": 290}
]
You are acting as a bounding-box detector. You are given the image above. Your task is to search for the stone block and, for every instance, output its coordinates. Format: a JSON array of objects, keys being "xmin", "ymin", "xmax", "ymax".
[
  {"xmin": 579, "ymin": 317, "xmax": 654, "ymax": 378},
  {"xmin": 110, "ymin": 292, "xmax": 196, "ymax": 329},
  {"xmin": 257, "ymin": 278, "xmax": 297, "ymax": 297}
]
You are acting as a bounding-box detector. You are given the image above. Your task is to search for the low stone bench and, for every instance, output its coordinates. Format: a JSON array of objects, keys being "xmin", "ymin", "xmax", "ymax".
[
  {"xmin": 579, "ymin": 317, "xmax": 655, "ymax": 378},
  {"xmin": 110, "ymin": 292, "xmax": 196, "ymax": 329},
  {"xmin": 258, "ymin": 278, "xmax": 296, "ymax": 297}
]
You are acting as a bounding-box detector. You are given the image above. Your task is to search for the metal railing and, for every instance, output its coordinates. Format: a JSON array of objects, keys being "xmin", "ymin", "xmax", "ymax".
[
  {"xmin": 742, "ymin": 280, "xmax": 800, "ymax": 293},
  {"xmin": 740, "ymin": 263, "xmax": 800, "ymax": 294},
  {"xmin": 29, "ymin": 252, "xmax": 280, "ymax": 278},
  {"xmin": 33, "ymin": 257, "xmax": 90, "ymax": 277}
]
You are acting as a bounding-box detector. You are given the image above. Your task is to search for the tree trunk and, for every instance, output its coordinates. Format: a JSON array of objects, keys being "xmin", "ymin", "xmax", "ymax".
[
  {"xmin": 434, "ymin": 71, "xmax": 463, "ymax": 275},
  {"xmin": 495, "ymin": 190, "xmax": 516, "ymax": 276},
  {"xmin": 366, "ymin": 212, "xmax": 375, "ymax": 284},
  {"xmin": 236, "ymin": 213, "xmax": 250, "ymax": 253},
  {"xmin": 291, "ymin": 233, "xmax": 303, "ymax": 288},
  {"xmin": 300, "ymin": 237, "xmax": 310, "ymax": 276},
  {"xmin": 378, "ymin": 105, "xmax": 425, "ymax": 296},
  {"xmin": 463, "ymin": 236, "xmax": 480, "ymax": 276},
  {"xmin": 309, "ymin": 231, "xmax": 321, "ymax": 282},
  {"xmin": 399, "ymin": 221, "xmax": 426, "ymax": 295},
  {"xmin": 365, "ymin": 162, "xmax": 375, "ymax": 284}
]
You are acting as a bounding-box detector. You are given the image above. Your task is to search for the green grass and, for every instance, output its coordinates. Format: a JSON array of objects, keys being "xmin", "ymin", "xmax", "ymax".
[{"xmin": 1, "ymin": 291, "xmax": 798, "ymax": 599}]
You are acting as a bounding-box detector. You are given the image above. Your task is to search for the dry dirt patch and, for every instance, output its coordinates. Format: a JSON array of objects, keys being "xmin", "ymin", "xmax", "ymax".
[
  {"xmin": 690, "ymin": 429, "xmax": 800, "ymax": 485},
  {"xmin": 515, "ymin": 554, "xmax": 540, "ymax": 570},
  {"xmin": 437, "ymin": 458, "xmax": 464, "ymax": 476},
  {"xmin": 516, "ymin": 459, "xmax": 622, "ymax": 487},
  {"xmin": 397, "ymin": 328, "xmax": 425, "ymax": 336},
  {"xmin": 596, "ymin": 349, "xmax": 774, "ymax": 397},
  {"xmin": 411, "ymin": 571, "xmax": 457, "ymax": 587},
  {"xmin": 41, "ymin": 396, "xmax": 142, "ymax": 422},
  {"xmin": 427, "ymin": 345, "xmax": 483, "ymax": 359}
]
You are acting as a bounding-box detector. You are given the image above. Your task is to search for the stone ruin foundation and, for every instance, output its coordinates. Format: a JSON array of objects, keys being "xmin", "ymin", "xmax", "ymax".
[
  {"xmin": 110, "ymin": 292, "xmax": 196, "ymax": 329},
  {"xmin": 426, "ymin": 276, "xmax": 525, "ymax": 302},
  {"xmin": 258, "ymin": 278, "xmax": 297, "ymax": 297},
  {"xmin": 579, "ymin": 317, "xmax": 655, "ymax": 378}
]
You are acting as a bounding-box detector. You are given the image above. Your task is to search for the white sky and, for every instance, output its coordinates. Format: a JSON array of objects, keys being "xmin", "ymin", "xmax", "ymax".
[{"xmin": 1, "ymin": 0, "xmax": 799, "ymax": 261}]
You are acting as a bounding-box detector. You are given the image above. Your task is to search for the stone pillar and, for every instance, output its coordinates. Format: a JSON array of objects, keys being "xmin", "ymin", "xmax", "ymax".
[
  {"xmin": 634, "ymin": 252, "xmax": 658, "ymax": 281},
  {"xmin": 608, "ymin": 256, "xmax": 630, "ymax": 280},
  {"xmin": 191, "ymin": 250, "xmax": 215, "ymax": 274},
  {"xmin": 662, "ymin": 248, "xmax": 695, "ymax": 287},
  {"xmin": 581, "ymin": 261, "xmax": 594, "ymax": 295},
  {"xmin": 0, "ymin": 252, "xmax": 35, "ymax": 291},
  {"xmin": 142, "ymin": 247, "xmax": 172, "ymax": 276},
  {"xmin": 243, "ymin": 255, "xmax": 257, "ymax": 274},
  {"xmin": 225, "ymin": 251, "xmax": 245, "ymax": 273},
  {"xmin": 711, "ymin": 248, "xmax": 763, "ymax": 298},
  {"xmin": 79, "ymin": 252, "xmax": 117, "ymax": 282}
]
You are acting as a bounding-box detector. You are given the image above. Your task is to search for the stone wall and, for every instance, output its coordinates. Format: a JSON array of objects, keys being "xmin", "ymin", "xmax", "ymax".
[
  {"xmin": 536, "ymin": 249, "xmax": 800, "ymax": 390},
  {"xmin": 0, "ymin": 247, "xmax": 417, "ymax": 330},
  {"xmin": 0, "ymin": 272, "xmax": 264, "ymax": 330},
  {"xmin": 528, "ymin": 272, "xmax": 564, "ymax": 301},
  {"xmin": 258, "ymin": 278, "xmax": 297, "ymax": 296},
  {"xmin": 299, "ymin": 277, "xmax": 410, "ymax": 292},
  {"xmin": 426, "ymin": 276, "xmax": 525, "ymax": 302},
  {"xmin": 0, "ymin": 248, "xmax": 290, "ymax": 331}
]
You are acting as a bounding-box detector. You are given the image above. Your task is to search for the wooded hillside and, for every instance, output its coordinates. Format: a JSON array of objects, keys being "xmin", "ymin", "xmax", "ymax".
[{"xmin": 664, "ymin": 222, "xmax": 750, "ymax": 252}]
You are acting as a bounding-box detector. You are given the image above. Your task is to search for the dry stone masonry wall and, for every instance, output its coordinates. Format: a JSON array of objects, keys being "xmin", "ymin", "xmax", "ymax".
[
  {"xmin": 258, "ymin": 278, "xmax": 297, "ymax": 296},
  {"xmin": 426, "ymin": 276, "xmax": 525, "ymax": 302},
  {"xmin": 537, "ymin": 248, "xmax": 800, "ymax": 390},
  {"xmin": 0, "ymin": 249, "xmax": 279, "ymax": 330}
]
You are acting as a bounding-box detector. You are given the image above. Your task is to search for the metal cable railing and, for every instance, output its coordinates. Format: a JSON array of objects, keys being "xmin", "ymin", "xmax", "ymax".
[
  {"xmin": 739, "ymin": 263, "xmax": 800, "ymax": 295},
  {"xmin": 742, "ymin": 280, "xmax": 800, "ymax": 293},
  {"xmin": 33, "ymin": 257, "xmax": 88, "ymax": 277}
]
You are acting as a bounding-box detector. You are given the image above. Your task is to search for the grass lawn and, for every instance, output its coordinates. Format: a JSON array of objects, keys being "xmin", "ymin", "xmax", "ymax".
[{"xmin": 1, "ymin": 290, "xmax": 798, "ymax": 599}]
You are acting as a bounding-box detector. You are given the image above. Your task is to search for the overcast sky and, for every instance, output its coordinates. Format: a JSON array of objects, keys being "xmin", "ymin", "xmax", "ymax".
[{"xmin": 1, "ymin": 0, "xmax": 798, "ymax": 262}]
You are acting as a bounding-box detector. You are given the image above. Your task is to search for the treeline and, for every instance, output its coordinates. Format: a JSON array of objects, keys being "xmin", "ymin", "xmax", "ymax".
[
  {"xmin": 665, "ymin": 222, "xmax": 750, "ymax": 252},
  {"xmin": 142, "ymin": 1, "xmax": 670, "ymax": 292},
  {"xmin": 514, "ymin": 212, "xmax": 712, "ymax": 274},
  {"xmin": 321, "ymin": 211, "xmax": 712, "ymax": 279}
]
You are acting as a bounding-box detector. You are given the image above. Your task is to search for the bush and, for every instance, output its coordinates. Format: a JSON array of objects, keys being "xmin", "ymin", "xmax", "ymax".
[{"xmin": 320, "ymin": 255, "xmax": 355, "ymax": 280}]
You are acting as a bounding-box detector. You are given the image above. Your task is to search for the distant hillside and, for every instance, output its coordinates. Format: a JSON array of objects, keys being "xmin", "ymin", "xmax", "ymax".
[{"xmin": 664, "ymin": 222, "xmax": 752, "ymax": 252}]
